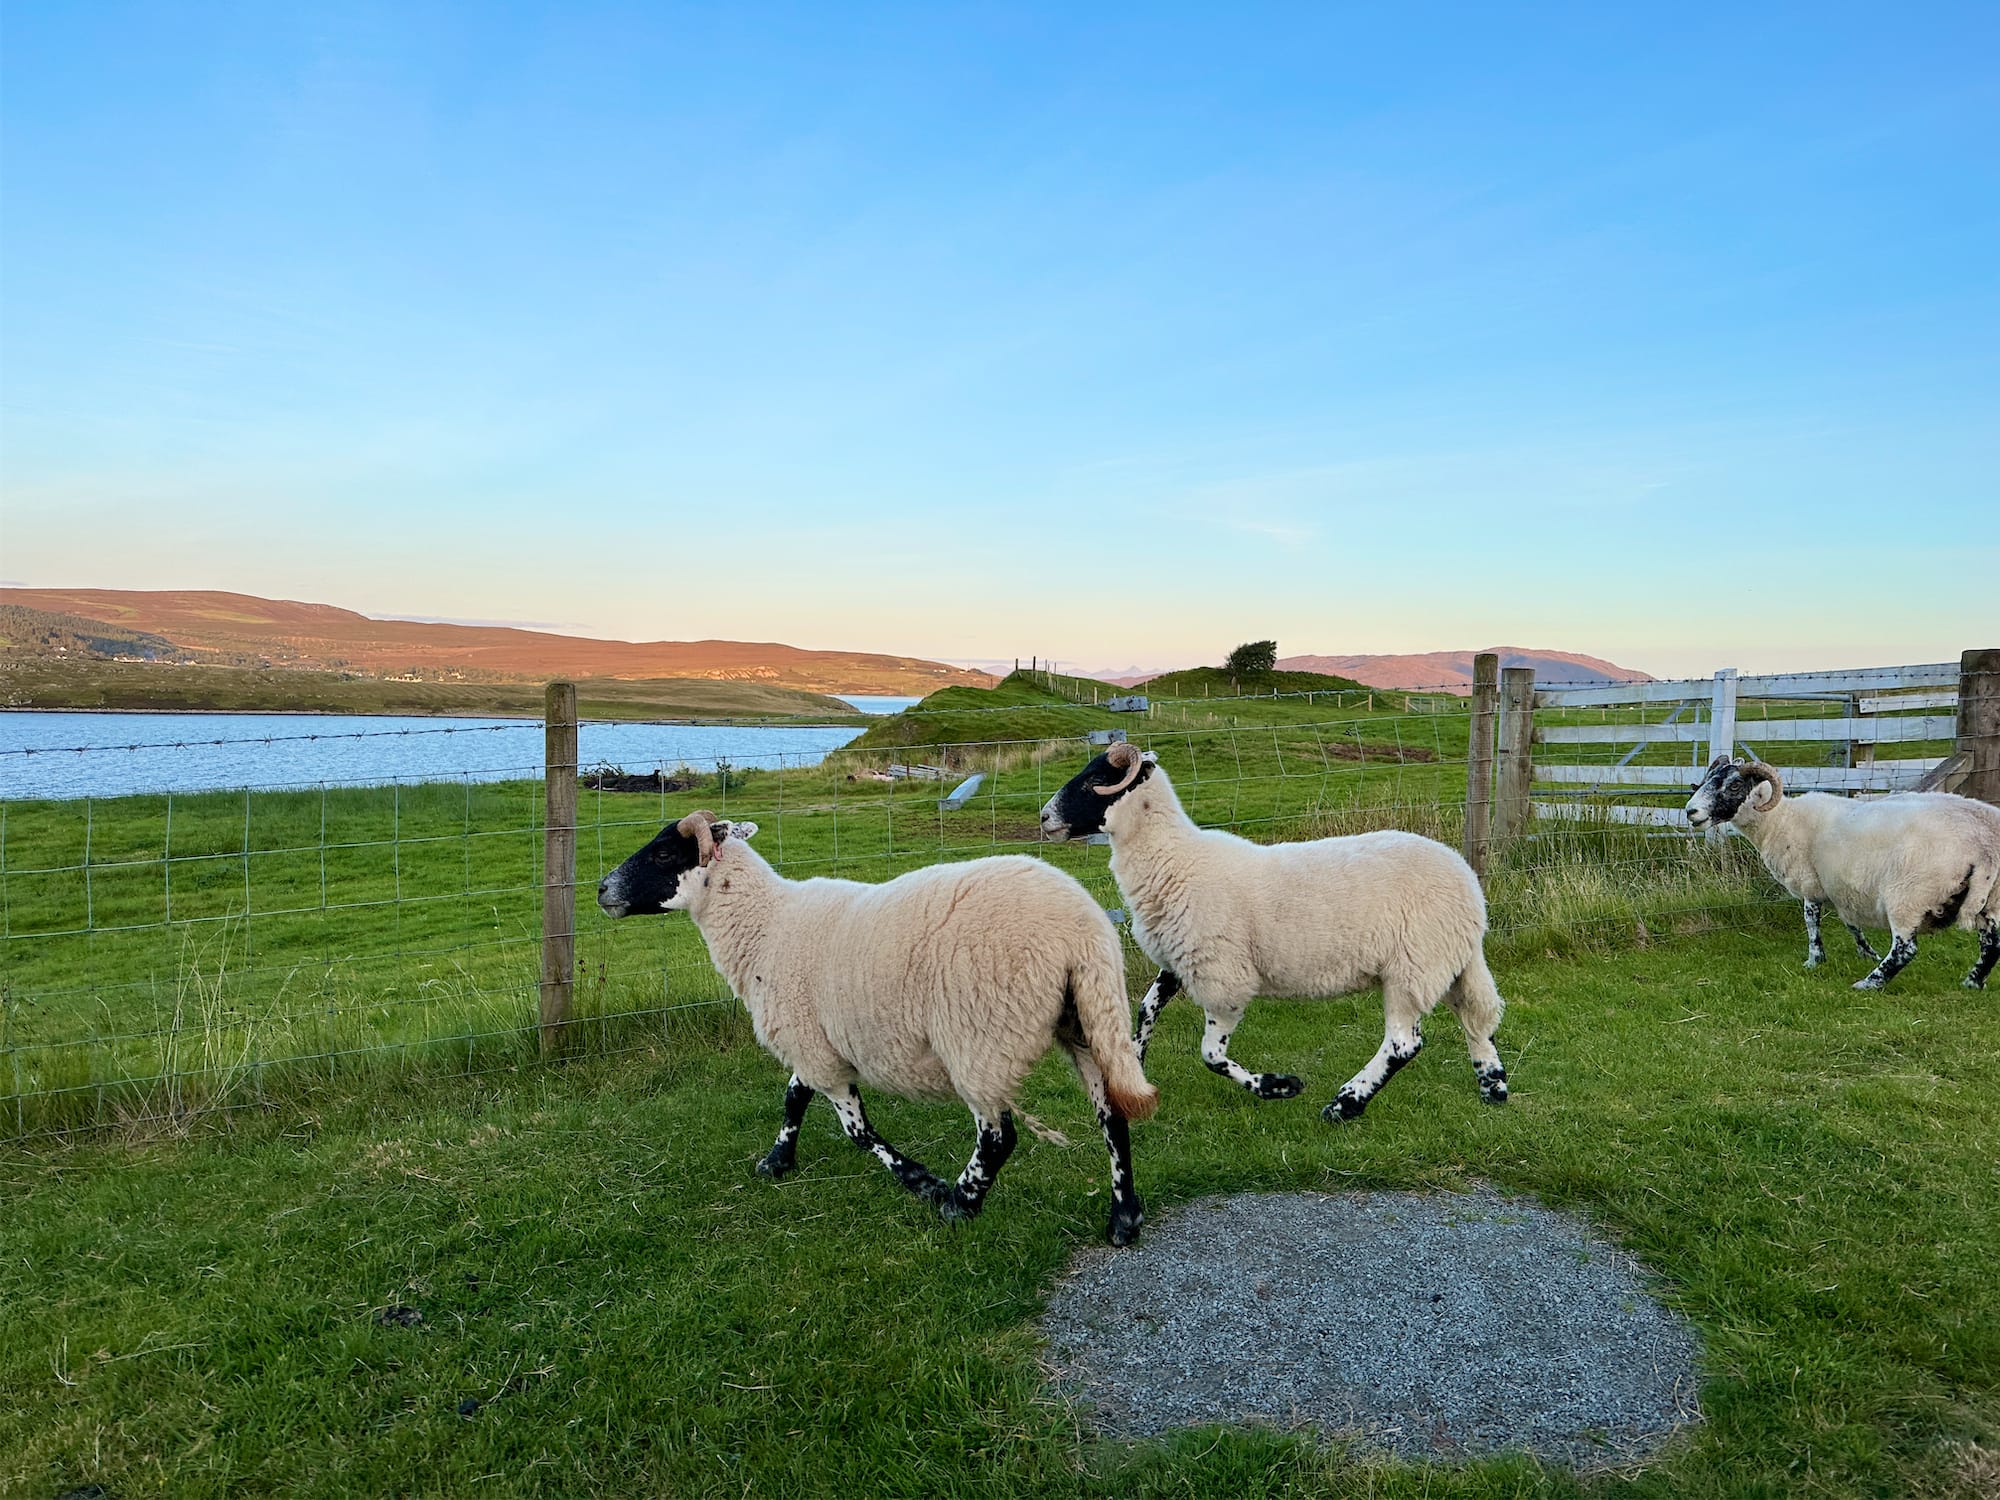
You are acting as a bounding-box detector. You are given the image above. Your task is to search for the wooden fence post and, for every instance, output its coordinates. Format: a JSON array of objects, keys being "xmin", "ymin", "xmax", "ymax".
[
  {"xmin": 541, "ymin": 681, "xmax": 578, "ymax": 1056},
  {"xmin": 1707, "ymin": 667, "xmax": 1739, "ymax": 765},
  {"xmin": 1464, "ymin": 652, "xmax": 1499, "ymax": 878},
  {"xmin": 1958, "ymin": 648, "xmax": 2000, "ymax": 807},
  {"xmin": 1495, "ymin": 666, "xmax": 1536, "ymax": 845}
]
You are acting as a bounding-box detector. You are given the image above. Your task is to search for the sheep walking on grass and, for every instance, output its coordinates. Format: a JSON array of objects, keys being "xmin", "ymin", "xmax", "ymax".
[
  {"xmin": 1685, "ymin": 757, "xmax": 2000, "ymax": 990},
  {"xmin": 1039, "ymin": 745, "xmax": 1509, "ymax": 1123},
  {"xmin": 597, "ymin": 812, "xmax": 1158, "ymax": 1244}
]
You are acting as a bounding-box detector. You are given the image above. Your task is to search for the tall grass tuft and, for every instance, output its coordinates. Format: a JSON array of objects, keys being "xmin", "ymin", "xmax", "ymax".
[
  {"xmin": 1485, "ymin": 812, "xmax": 1776, "ymax": 957},
  {"xmin": 1286, "ymin": 798, "xmax": 1778, "ymax": 958}
]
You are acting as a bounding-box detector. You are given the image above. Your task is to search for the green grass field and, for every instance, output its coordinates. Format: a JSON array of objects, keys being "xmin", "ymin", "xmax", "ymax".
[{"xmin": 5, "ymin": 929, "xmax": 1996, "ymax": 1498}]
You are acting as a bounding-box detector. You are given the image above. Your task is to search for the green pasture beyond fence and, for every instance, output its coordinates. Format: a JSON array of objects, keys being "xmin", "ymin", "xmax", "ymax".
[{"xmin": 4, "ymin": 652, "xmax": 1994, "ymax": 1141}]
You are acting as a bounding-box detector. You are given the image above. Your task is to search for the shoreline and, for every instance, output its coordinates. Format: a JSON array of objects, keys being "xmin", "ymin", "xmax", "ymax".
[{"xmin": 1, "ymin": 705, "xmax": 878, "ymax": 728}]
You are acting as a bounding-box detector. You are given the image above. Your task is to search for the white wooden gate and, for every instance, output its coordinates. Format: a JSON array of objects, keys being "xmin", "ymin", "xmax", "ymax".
[{"xmin": 1531, "ymin": 663, "xmax": 1960, "ymax": 827}]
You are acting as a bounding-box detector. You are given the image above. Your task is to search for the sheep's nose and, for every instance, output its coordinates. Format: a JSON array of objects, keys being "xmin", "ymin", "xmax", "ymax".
[{"xmin": 596, "ymin": 878, "xmax": 610, "ymax": 896}]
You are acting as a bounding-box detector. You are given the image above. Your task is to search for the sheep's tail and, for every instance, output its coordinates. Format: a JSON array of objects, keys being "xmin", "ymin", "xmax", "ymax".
[
  {"xmin": 1013, "ymin": 1109, "xmax": 1071, "ymax": 1147},
  {"xmin": 1972, "ymin": 846, "xmax": 2000, "ymax": 926},
  {"xmin": 1069, "ymin": 932, "xmax": 1159, "ymax": 1122},
  {"xmin": 1445, "ymin": 947, "xmax": 1505, "ymax": 1041}
]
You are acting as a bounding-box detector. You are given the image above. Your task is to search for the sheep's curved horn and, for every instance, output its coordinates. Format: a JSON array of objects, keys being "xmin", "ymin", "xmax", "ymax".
[
  {"xmin": 1738, "ymin": 762, "xmax": 1784, "ymax": 809},
  {"xmin": 1093, "ymin": 742, "xmax": 1145, "ymax": 797},
  {"xmin": 676, "ymin": 809, "xmax": 719, "ymax": 866}
]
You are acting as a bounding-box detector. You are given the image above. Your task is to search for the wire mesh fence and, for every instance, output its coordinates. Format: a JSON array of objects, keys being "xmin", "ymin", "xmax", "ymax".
[{"xmin": 3, "ymin": 655, "xmax": 1989, "ymax": 1141}]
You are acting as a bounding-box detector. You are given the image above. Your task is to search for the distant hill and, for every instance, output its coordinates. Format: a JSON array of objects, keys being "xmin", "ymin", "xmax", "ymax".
[
  {"xmin": 0, "ymin": 604, "xmax": 187, "ymax": 664},
  {"xmin": 1106, "ymin": 649, "xmax": 1648, "ymax": 693},
  {"xmin": 1277, "ymin": 649, "xmax": 1651, "ymax": 694},
  {"xmin": 0, "ymin": 588, "xmax": 994, "ymax": 696}
]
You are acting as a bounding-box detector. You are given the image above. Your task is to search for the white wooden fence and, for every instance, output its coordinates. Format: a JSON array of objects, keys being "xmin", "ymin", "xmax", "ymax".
[{"xmin": 1530, "ymin": 662, "xmax": 1962, "ymax": 827}]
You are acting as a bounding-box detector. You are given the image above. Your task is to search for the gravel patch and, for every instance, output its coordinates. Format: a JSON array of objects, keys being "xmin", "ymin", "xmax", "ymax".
[{"xmin": 1040, "ymin": 1185, "xmax": 1702, "ymax": 1466}]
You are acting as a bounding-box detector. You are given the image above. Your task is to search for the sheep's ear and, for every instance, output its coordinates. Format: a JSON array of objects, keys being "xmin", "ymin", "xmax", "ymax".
[
  {"xmin": 1141, "ymin": 751, "xmax": 1158, "ymax": 765},
  {"xmin": 716, "ymin": 819, "xmax": 759, "ymax": 841}
]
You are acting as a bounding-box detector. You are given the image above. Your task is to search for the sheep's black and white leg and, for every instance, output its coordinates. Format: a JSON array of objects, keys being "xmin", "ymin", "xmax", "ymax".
[
  {"xmin": 1472, "ymin": 1052, "xmax": 1508, "ymax": 1105},
  {"xmin": 756, "ymin": 1074, "xmax": 815, "ymax": 1180},
  {"xmin": 1845, "ymin": 922, "xmax": 1881, "ymax": 962},
  {"xmin": 1133, "ymin": 968, "xmax": 1180, "ymax": 1063},
  {"xmin": 1444, "ymin": 961, "xmax": 1508, "ymax": 1106},
  {"xmin": 1325, "ymin": 994, "xmax": 1424, "ymax": 1123},
  {"xmin": 1068, "ymin": 1047, "xmax": 1145, "ymax": 1246},
  {"xmin": 1965, "ymin": 918, "xmax": 1998, "ymax": 990},
  {"xmin": 936, "ymin": 1109, "xmax": 1017, "ymax": 1224},
  {"xmin": 829, "ymin": 1084, "xmax": 950, "ymax": 1204},
  {"xmin": 1199, "ymin": 1009, "xmax": 1304, "ymax": 1101},
  {"xmin": 1802, "ymin": 900, "xmax": 1826, "ymax": 969},
  {"xmin": 1854, "ymin": 932, "xmax": 1918, "ymax": 991}
]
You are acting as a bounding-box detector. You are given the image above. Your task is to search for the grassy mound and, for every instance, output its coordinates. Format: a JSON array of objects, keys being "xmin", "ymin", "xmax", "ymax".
[
  {"xmin": 1143, "ymin": 665, "xmax": 1396, "ymax": 703},
  {"xmin": 851, "ymin": 672, "xmax": 1113, "ymax": 753}
]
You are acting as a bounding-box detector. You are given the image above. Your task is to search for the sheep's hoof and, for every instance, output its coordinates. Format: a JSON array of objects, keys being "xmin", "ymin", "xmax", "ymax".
[
  {"xmin": 1965, "ymin": 976, "xmax": 1987, "ymax": 991},
  {"xmin": 1803, "ymin": 955, "xmax": 1823, "ymax": 969},
  {"xmin": 1475, "ymin": 1063, "xmax": 1508, "ymax": 1104},
  {"xmin": 1254, "ymin": 1073, "xmax": 1305, "ymax": 1101},
  {"xmin": 755, "ymin": 1149, "xmax": 796, "ymax": 1180},
  {"xmin": 1106, "ymin": 1202, "xmax": 1145, "ymax": 1247},
  {"xmin": 1852, "ymin": 976, "xmax": 1886, "ymax": 991},
  {"xmin": 1322, "ymin": 1093, "xmax": 1367, "ymax": 1124},
  {"xmin": 932, "ymin": 1188, "xmax": 980, "ymax": 1225},
  {"xmin": 919, "ymin": 1177, "xmax": 967, "ymax": 1215}
]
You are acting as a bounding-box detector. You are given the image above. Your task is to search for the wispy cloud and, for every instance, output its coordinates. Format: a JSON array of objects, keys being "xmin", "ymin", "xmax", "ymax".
[{"xmin": 1217, "ymin": 515, "xmax": 1315, "ymax": 545}]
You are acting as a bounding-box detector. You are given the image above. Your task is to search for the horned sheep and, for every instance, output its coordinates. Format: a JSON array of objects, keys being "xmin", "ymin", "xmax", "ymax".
[
  {"xmin": 1685, "ymin": 757, "xmax": 2000, "ymax": 990},
  {"xmin": 1039, "ymin": 744, "xmax": 1509, "ymax": 1122},
  {"xmin": 597, "ymin": 811, "xmax": 1158, "ymax": 1244}
]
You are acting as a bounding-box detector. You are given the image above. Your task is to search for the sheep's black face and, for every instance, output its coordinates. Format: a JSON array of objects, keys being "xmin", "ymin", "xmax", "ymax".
[
  {"xmin": 598, "ymin": 824, "xmax": 708, "ymax": 917},
  {"xmin": 1685, "ymin": 759, "xmax": 1757, "ymax": 830},
  {"xmin": 1038, "ymin": 752, "xmax": 1154, "ymax": 841}
]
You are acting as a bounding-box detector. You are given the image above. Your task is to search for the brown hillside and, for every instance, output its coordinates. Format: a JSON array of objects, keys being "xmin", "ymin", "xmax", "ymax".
[
  {"xmin": 0, "ymin": 588, "xmax": 995, "ymax": 696},
  {"xmin": 1277, "ymin": 649, "xmax": 1652, "ymax": 694}
]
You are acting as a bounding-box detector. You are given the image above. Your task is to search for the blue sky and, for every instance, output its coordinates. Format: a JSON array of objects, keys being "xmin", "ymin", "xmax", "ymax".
[{"xmin": 2, "ymin": 3, "xmax": 1994, "ymax": 676}]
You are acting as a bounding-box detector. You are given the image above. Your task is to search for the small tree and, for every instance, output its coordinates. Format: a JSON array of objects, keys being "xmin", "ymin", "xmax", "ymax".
[{"xmin": 1223, "ymin": 640, "xmax": 1278, "ymax": 679}]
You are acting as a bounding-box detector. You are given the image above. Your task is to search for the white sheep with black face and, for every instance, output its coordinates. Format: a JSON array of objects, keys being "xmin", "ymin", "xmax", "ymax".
[
  {"xmin": 1685, "ymin": 757, "xmax": 2000, "ymax": 990},
  {"xmin": 1039, "ymin": 745, "xmax": 1509, "ymax": 1122},
  {"xmin": 597, "ymin": 811, "xmax": 1158, "ymax": 1244}
]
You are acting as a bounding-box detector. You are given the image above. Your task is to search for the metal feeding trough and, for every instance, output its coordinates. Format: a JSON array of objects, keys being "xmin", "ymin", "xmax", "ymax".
[
  {"xmin": 938, "ymin": 773, "xmax": 984, "ymax": 811},
  {"xmin": 1106, "ymin": 695, "xmax": 1150, "ymax": 713},
  {"xmin": 1087, "ymin": 729, "xmax": 1127, "ymax": 747}
]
